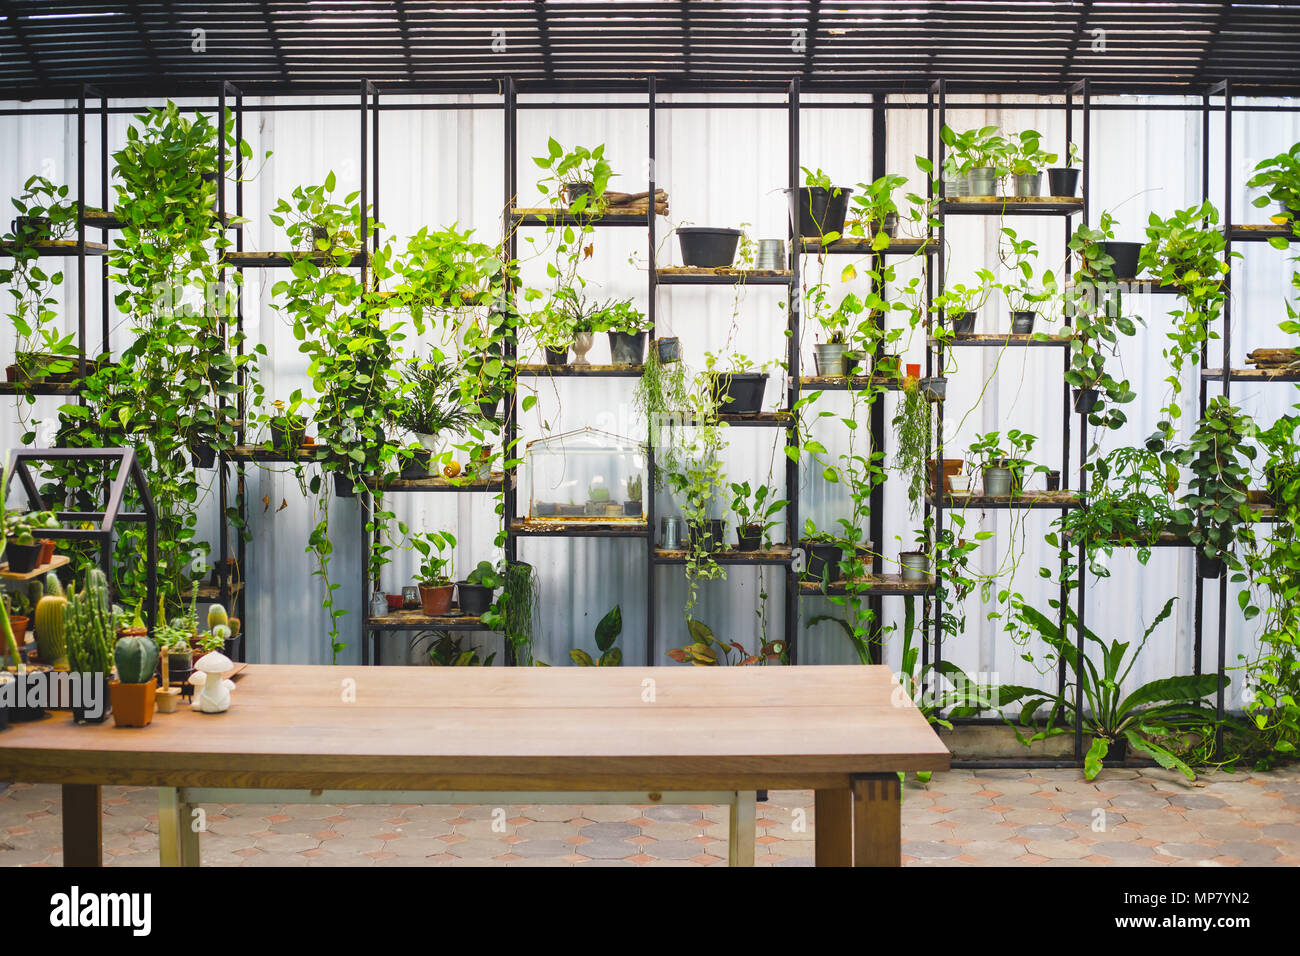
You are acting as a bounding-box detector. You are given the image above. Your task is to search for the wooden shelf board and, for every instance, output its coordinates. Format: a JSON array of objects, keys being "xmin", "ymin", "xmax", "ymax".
[
  {"xmin": 0, "ymin": 381, "xmax": 83, "ymax": 395},
  {"xmin": 367, "ymin": 473, "xmax": 505, "ymax": 492},
  {"xmin": 656, "ymin": 266, "xmax": 793, "ymax": 285},
  {"xmin": 1203, "ymin": 368, "xmax": 1300, "ymax": 382},
  {"xmin": 510, "ymin": 208, "xmax": 649, "ymax": 227},
  {"xmin": 510, "ymin": 519, "xmax": 649, "ymax": 538},
  {"xmin": 800, "ymin": 375, "xmax": 905, "ymax": 391},
  {"xmin": 933, "ymin": 491, "xmax": 1083, "ymax": 510},
  {"xmin": 365, "ymin": 609, "xmax": 491, "ymax": 631},
  {"xmin": 222, "ymin": 250, "xmax": 368, "ymax": 268},
  {"xmin": 931, "ymin": 333, "xmax": 1071, "ymax": 347},
  {"xmin": 800, "ymin": 574, "xmax": 936, "ymax": 596},
  {"xmin": 0, "ymin": 554, "xmax": 70, "ymax": 581},
  {"xmin": 800, "ymin": 237, "xmax": 937, "ymax": 255},
  {"xmin": 0, "ymin": 240, "xmax": 109, "ymax": 257},
  {"xmin": 517, "ymin": 363, "xmax": 643, "ymax": 377},
  {"xmin": 940, "ymin": 196, "xmax": 1083, "ymax": 216},
  {"xmin": 654, "ymin": 547, "xmax": 792, "ymax": 565}
]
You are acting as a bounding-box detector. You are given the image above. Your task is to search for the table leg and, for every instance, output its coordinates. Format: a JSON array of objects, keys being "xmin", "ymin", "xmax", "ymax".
[
  {"xmin": 61, "ymin": 783, "xmax": 102, "ymax": 867},
  {"xmin": 813, "ymin": 788, "xmax": 853, "ymax": 866},
  {"xmin": 158, "ymin": 787, "xmax": 202, "ymax": 867},
  {"xmin": 851, "ymin": 773, "xmax": 901, "ymax": 867},
  {"xmin": 727, "ymin": 790, "xmax": 756, "ymax": 867}
]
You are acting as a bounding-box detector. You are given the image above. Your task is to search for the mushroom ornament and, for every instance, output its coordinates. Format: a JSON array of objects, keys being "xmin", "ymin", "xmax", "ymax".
[{"xmin": 190, "ymin": 651, "xmax": 235, "ymax": 713}]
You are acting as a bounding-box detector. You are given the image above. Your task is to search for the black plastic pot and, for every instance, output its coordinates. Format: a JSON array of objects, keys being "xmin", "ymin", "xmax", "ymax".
[
  {"xmin": 2, "ymin": 666, "xmax": 51, "ymax": 723},
  {"xmin": 333, "ymin": 473, "xmax": 356, "ymax": 498},
  {"xmin": 1047, "ymin": 168, "xmax": 1080, "ymax": 197},
  {"xmin": 478, "ymin": 395, "xmax": 501, "ymax": 420},
  {"xmin": 1073, "ymin": 388, "xmax": 1100, "ymax": 414},
  {"xmin": 563, "ymin": 182, "xmax": 595, "ymax": 206},
  {"xmin": 1010, "ymin": 311, "xmax": 1036, "ymax": 335},
  {"xmin": 785, "ymin": 186, "xmax": 853, "ymax": 238},
  {"xmin": 736, "ymin": 525, "xmax": 763, "ymax": 552},
  {"xmin": 70, "ymin": 671, "xmax": 112, "ymax": 724},
  {"xmin": 401, "ymin": 448, "xmax": 434, "ymax": 478},
  {"xmin": 624, "ymin": 500, "xmax": 642, "ymax": 517},
  {"xmin": 951, "ymin": 312, "xmax": 977, "ymax": 335},
  {"xmin": 677, "ymin": 227, "xmax": 741, "ymax": 268},
  {"xmin": 190, "ymin": 440, "xmax": 216, "ymax": 469},
  {"xmin": 656, "ymin": 337, "xmax": 681, "ymax": 363},
  {"xmin": 1101, "ymin": 241, "xmax": 1142, "ymax": 280},
  {"xmin": 1198, "ymin": 554, "xmax": 1225, "ymax": 579},
  {"xmin": 268, "ymin": 418, "xmax": 307, "ymax": 450},
  {"xmin": 12, "ymin": 216, "xmax": 52, "ymax": 240},
  {"xmin": 800, "ymin": 539, "xmax": 843, "ymax": 582},
  {"xmin": 544, "ymin": 346, "xmax": 569, "ymax": 366},
  {"xmin": 709, "ymin": 372, "xmax": 768, "ymax": 415},
  {"xmin": 159, "ymin": 653, "xmax": 193, "ymax": 691},
  {"xmin": 457, "ymin": 582, "xmax": 495, "ymax": 617},
  {"xmin": 608, "ymin": 331, "xmax": 647, "ymax": 365},
  {"xmin": 689, "ymin": 519, "xmax": 727, "ymax": 553},
  {"xmin": 1046, "ymin": 471, "xmax": 1061, "ymax": 492},
  {"xmin": 5, "ymin": 540, "xmax": 41, "ymax": 574},
  {"xmin": 224, "ymin": 635, "xmax": 241, "ymax": 662}
]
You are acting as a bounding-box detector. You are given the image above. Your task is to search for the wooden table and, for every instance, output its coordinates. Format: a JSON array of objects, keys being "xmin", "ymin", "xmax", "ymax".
[{"xmin": 0, "ymin": 664, "xmax": 949, "ymax": 867}]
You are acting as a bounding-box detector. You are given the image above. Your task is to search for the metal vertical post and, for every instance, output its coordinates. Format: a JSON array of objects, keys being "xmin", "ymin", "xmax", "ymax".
[
  {"xmin": 646, "ymin": 77, "xmax": 658, "ymax": 666},
  {"xmin": 502, "ymin": 77, "xmax": 520, "ymax": 664},
  {"xmin": 867, "ymin": 94, "xmax": 887, "ymax": 664},
  {"xmin": 785, "ymin": 77, "xmax": 801, "ymax": 664}
]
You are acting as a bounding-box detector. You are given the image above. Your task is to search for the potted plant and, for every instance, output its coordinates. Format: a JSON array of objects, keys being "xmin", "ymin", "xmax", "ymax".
[
  {"xmin": 154, "ymin": 619, "xmax": 194, "ymax": 690},
  {"xmin": 941, "ymin": 125, "xmax": 1009, "ymax": 197},
  {"xmin": 457, "ymin": 560, "xmax": 503, "ymax": 617},
  {"xmin": 481, "ymin": 561, "xmax": 539, "ymax": 666},
  {"xmin": 33, "ymin": 571, "xmax": 68, "ymax": 669},
  {"xmin": 593, "ymin": 298, "xmax": 650, "ymax": 365},
  {"xmin": 110, "ymin": 609, "xmax": 159, "ymax": 728},
  {"xmin": 799, "ymin": 521, "xmax": 844, "ymax": 583},
  {"xmin": 392, "ymin": 357, "xmax": 476, "ymax": 469},
  {"xmin": 705, "ymin": 353, "xmax": 771, "ymax": 416},
  {"xmin": 1007, "ymin": 130, "xmax": 1057, "ymax": 197},
  {"xmin": 898, "ymin": 541, "xmax": 930, "ymax": 582},
  {"xmin": 569, "ymin": 605, "xmax": 623, "ymax": 666},
  {"xmin": 846, "ymin": 173, "xmax": 911, "ymax": 245},
  {"xmin": 786, "ymin": 166, "xmax": 853, "ymax": 238},
  {"xmin": 934, "ymin": 272, "xmax": 995, "ymax": 336},
  {"xmin": 998, "ymin": 227, "xmax": 1056, "ymax": 334},
  {"xmin": 2, "ymin": 594, "xmax": 29, "ymax": 663},
  {"xmin": 927, "ymin": 458, "xmax": 963, "ymax": 496},
  {"xmin": 968, "ymin": 430, "xmax": 1039, "ymax": 496},
  {"xmin": 814, "ymin": 330, "xmax": 850, "ymax": 377},
  {"xmin": 892, "ymin": 376, "xmax": 931, "ymax": 518},
  {"xmin": 729, "ymin": 481, "xmax": 786, "ymax": 551},
  {"xmin": 60, "ymin": 568, "xmax": 117, "ymax": 723},
  {"xmin": 676, "ymin": 226, "xmax": 742, "ymax": 267},
  {"xmin": 1047, "ymin": 142, "xmax": 1082, "ymax": 197},
  {"xmin": 411, "ymin": 530, "xmax": 456, "ymax": 615},
  {"xmin": 625, "ymin": 475, "xmax": 643, "ymax": 517},
  {"xmin": 267, "ymin": 396, "xmax": 309, "ymax": 451},
  {"xmin": 4, "ymin": 510, "xmax": 58, "ymax": 573},
  {"xmin": 535, "ymin": 139, "xmax": 613, "ymax": 215},
  {"xmin": 1247, "ymin": 142, "xmax": 1300, "ymax": 224}
]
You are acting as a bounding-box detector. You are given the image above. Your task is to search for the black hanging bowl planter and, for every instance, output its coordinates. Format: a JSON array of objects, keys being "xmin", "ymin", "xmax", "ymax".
[
  {"xmin": 1101, "ymin": 241, "xmax": 1143, "ymax": 280},
  {"xmin": 784, "ymin": 186, "xmax": 853, "ymax": 238},
  {"xmin": 1047, "ymin": 168, "xmax": 1080, "ymax": 197},
  {"xmin": 677, "ymin": 227, "xmax": 741, "ymax": 268},
  {"xmin": 456, "ymin": 583, "xmax": 494, "ymax": 618},
  {"xmin": 608, "ymin": 331, "xmax": 647, "ymax": 365},
  {"xmin": 709, "ymin": 372, "xmax": 768, "ymax": 415},
  {"xmin": 1073, "ymin": 387, "xmax": 1100, "ymax": 414}
]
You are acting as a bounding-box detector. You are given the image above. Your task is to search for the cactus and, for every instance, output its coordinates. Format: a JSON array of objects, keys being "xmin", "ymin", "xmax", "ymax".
[
  {"xmin": 64, "ymin": 569, "xmax": 115, "ymax": 676},
  {"xmin": 34, "ymin": 572, "xmax": 68, "ymax": 669},
  {"xmin": 114, "ymin": 634, "xmax": 158, "ymax": 684},
  {"xmin": 207, "ymin": 602, "xmax": 229, "ymax": 631}
]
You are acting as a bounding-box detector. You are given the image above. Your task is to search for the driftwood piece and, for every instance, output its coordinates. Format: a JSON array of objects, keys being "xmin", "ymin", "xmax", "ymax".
[
  {"xmin": 604, "ymin": 189, "xmax": 667, "ymax": 206},
  {"xmin": 1246, "ymin": 347, "xmax": 1300, "ymax": 369}
]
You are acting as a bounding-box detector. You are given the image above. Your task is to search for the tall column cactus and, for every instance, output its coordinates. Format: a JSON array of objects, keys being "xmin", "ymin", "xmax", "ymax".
[{"xmin": 65, "ymin": 569, "xmax": 116, "ymax": 676}]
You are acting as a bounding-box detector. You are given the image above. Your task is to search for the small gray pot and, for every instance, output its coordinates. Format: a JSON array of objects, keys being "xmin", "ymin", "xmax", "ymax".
[
  {"xmin": 983, "ymin": 467, "xmax": 1013, "ymax": 497},
  {"xmin": 656, "ymin": 336, "xmax": 681, "ymax": 363},
  {"xmin": 920, "ymin": 376, "xmax": 947, "ymax": 401},
  {"xmin": 945, "ymin": 175, "xmax": 969, "ymax": 199},
  {"xmin": 608, "ymin": 331, "xmax": 646, "ymax": 366},
  {"xmin": 1012, "ymin": 173, "xmax": 1042, "ymax": 198},
  {"xmin": 966, "ymin": 167, "xmax": 997, "ymax": 197},
  {"xmin": 814, "ymin": 342, "xmax": 850, "ymax": 376},
  {"xmin": 899, "ymin": 551, "xmax": 930, "ymax": 582}
]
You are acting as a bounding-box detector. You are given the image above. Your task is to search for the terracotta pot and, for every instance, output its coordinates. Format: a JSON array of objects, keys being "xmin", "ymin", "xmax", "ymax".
[
  {"xmin": 37, "ymin": 539, "xmax": 55, "ymax": 566},
  {"xmin": 418, "ymin": 583, "xmax": 453, "ymax": 616},
  {"xmin": 6, "ymin": 617, "xmax": 28, "ymax": 661},
  {"xmin": 109, "ymin": 680, "xmax": 157, "ymax": 728}
]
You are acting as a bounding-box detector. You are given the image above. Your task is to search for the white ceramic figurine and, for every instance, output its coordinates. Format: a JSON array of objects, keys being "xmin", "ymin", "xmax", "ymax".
[{"xmin": 190, "ymin": 651, "xmax": 235, "ymax": 713}]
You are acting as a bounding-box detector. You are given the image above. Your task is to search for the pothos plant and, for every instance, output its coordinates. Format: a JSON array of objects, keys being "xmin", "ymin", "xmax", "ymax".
[
  {"xmin": 665, "ymin": 375, "xmax": 728, "ymax": 618},
  {"xmin": 59, "ymin": 103, "xmax": 259, "ymax": 617},
  {"xmin": 1, "ymin": 175, "xmax": 79, "ymax": 402},
  {"xmin": 268, "ymin": 174, "xmax": 404, "ymax": 661}
]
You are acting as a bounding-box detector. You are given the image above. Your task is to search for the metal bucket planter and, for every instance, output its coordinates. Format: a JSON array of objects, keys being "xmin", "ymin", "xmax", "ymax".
[
  {"xmin": 608, "ymin": 331, "xmax": 647, "ymax": 365},
  {"xmin": 656, "ymin": 337, "xmax": 681, "ymax": 363},
  {"xmin": 677, "ymin": 227, "xmax": 741, "ymax": 267},
  {"xmin": 1012, "ymin": 173, "xmax": 1042, "ymax": 198},
  {"xmin": 899, "ymin": 551, "xmax": 930, "ymax": 582},
  {"xmin": 1101, "ymin": 241, "xmax": 1142, "ymax": 280},
  {"xmin": 1010, "ymin": 311, "xmax": 1036, "ymax": 335},
  {"xmin": 950, "ymin": 311, "xmax": 977, "ymax": 335},
  {"xmin": 966, "ymin": 168, "xmax": 997, "ymax": 197},
  {"xmin": 983, "ymin": 466, "xmax": 1014, "ymax": 497},
  {"xmin": 709, "ymin": 372, "xmax": 768, "ymax": 415},
  {"xmin": 1073, "ymin": 387, "xmax": 1100, "ymax": 414},
  {"xmin": 814, "ymin": 343, "xmax": 850, "ymax": 376},
  {"xmin": 1047, "ymin": 168, "xmax": 1079, "ymax": 197},
  {"xmin": 920, "ymin": 376, "xmax": 947, "ymax": 401},
  {"xmin": 785, "ymin": 186, "xmax": 853, "ymax": 238}
]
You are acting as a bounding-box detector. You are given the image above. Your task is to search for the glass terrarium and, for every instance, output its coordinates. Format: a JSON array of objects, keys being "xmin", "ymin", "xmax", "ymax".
[{"xmin": 525, "ymin": 427, "xmax": 647, "ymax": 523}]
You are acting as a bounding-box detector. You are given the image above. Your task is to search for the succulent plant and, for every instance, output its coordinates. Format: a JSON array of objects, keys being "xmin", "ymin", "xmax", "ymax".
[{"xmin": 114, "ymin": 634, "xmax": 158, "ymax": 685}]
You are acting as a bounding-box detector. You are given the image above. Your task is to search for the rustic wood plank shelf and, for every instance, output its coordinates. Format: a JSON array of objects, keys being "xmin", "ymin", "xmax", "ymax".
[
  {"xmin": 0, "ymin": 240, "xmax": 108, "ymax": 257},
  {"xmin": 655, "ymin": 266, "xmax": 793, "ymax": 285},
  {"xmin": 181, "ymin": 581, "xmax": 244, "ymax": 602},
  {"xmin": 932, "ymin": 490, "xmax": 1084, "ymax": 510},
  {"xmin": 517, "ymin": 364, "xmax": 643, "ymax": 377},
  {"xmin": 654, "ymin": 547, "xmax": 792, "ymax": 565},
  {"xmin": 799, "ymin": 237, "xmax": 937, "ymax": 255},
  {"xmin": 225, "ymin": 445, "xmax": 329, "ymax": 463},
  {"xmin": 1203, "ymin": 367, "xmax": 1300, "ymax": 382},
  {"xmin": 365, "ymin": 609, "xmax": 491, "ymax": 631},
  {"xmin": 939, "ymin": 196, "xmax": 1084, "ymax": 216},
  {"xmin": 366, "ymin": 473, "xmax": 505, "ymax": 492},
  {"xmin": 221, "ymin": 250, "xmax": 368, "ymax": 268},
  {"xmin": 0, "ymin": 381, "xmax": 83, "ymax": 395},
  {"xmin": 801, "ymin": 375, "xmax": 905, "ymax": 391},
  {"xmin": 800, "ymin": 574, "xmax": 936, "ymax": 596},
  {"xmin": 0, "ymin": 554, "xmax": 70, "ymax": 581},
  {"xmin": 510, "ymin": 519, "xmax": 649, "ymax": 538},
  {"xmin": 509, "ymin": 208, "xmax": 649, "ymax": 227},
  {"xmin": 82, "ymin": 207, "xmax": 241, "ymax": 231},
  {"xmin": 1224, "ymin": 223, "xmax": 1297, "ymax": 243},
  {"xmin": 931, "ymin": 333, "xmax": 1071, "ymax": 347}
]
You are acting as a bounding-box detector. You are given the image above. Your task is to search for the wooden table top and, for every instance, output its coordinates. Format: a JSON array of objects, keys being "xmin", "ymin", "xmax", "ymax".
[{"xmin": 0, "ymin": 665, "xmax": 949, "ymax": 791}]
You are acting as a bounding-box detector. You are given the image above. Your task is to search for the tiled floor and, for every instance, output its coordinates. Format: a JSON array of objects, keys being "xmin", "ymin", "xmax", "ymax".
[{"xmin": 2, "ymin": 767, "xmax": 1297, "ymax": 866}]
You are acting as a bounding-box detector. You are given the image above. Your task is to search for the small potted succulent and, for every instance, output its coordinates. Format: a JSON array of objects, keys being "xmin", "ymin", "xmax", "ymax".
[
  {"xmin": 110, "ymin": 611, "xmax": 159, "ymax": 728},
  {"xmin": 4, "ymin": 510, "xmax": 58, "ymax": 573},
  {"xmin": 457, "ymin": 560, "xmax": 503, "ymax": 617},
  {"xmin": 625, "ymin": 475, "xmax": 644, "ymax": 517},
  {"xmin": 412, "ymin": 530, "xmax": 456, "ymax": 616}
]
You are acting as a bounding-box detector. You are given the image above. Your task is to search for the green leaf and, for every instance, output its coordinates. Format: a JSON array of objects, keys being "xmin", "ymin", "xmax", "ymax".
[{"xmin": 595, "ymin": 605, "xmax": 622, "ymax": 652}]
